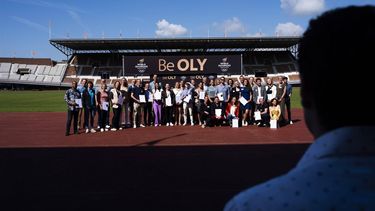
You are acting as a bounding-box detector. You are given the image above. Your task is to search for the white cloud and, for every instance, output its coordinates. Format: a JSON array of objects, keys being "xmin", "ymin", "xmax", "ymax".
[
  {"xmin": 214, "ymin": 17, "xmax": 246, "ymax": 35},
  {"xmin": 281, "ymin": 0, "xmax": 325, "ymax": 15},
  {"xmin": 155, "ymin": 19, "xmax": 188, "ymax": 37},
  {"xmin": 10, "ymin": 16, "xmax": 49, "ymax": 33},
  {"xmin": 275, "ymin": 22, "xmax": 304, "ymax": 36}
]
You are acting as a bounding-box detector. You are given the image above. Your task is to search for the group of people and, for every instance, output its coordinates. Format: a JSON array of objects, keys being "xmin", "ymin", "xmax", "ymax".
[{"xmin": 64, "ymin": 74, "xmax": 293, "ymax": 135}]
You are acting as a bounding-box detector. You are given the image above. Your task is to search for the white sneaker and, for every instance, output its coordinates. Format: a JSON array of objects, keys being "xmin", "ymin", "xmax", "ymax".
[
  {"xmin": 100, "ymin": 128, "xmax": 104, "ymax": 132},
  {"xmin": 290, "ymin": 121, "xmax": 293, "ymax": 125},
  {"xmin": 111, "ymin": 128, "xmax": 117, "ymax": 131},
  {"xmin": 140, "ymin": 124, "xmax": 145, "ymax": 128},
  {"xmin": 191, "ymin": 123, "xmax": 194, "ymax": 126},
  {"xmin": 85, "ymin": 129, "xmax": 89, "ymax": 134},
  {"xmin": 119, "ymin": 127, "xmax": 123, "ymax": 130},
  {"xmin": 90, "ymin": 129, "xmax": 96, "ymax": 133},
  {"xmin": 183, "ymin": 123, "xmax": 187, "ymax": 126},
  {"xmin": 166, "ymin": 123, "xmax": 169, "ymax": 126},
  {"xmin": 97, "ymin": 126, "xmax": 100, "ymax": 129},
  {"xmin": 105, "ymin": 128, "xmax": 109, "ymax": 131},
  {"xmin": 105, "ymin": 125, "xmax": 110, "ymax": 129},
  {"xmin": 133, "ymin": 125, "xmax": 137, "ymax": 128},
  {"xmin": 169, "ymin": 122, "xmax": 173, "ymax": 126},
  {"xmin": 155, "ymin": 124, "xmax": 158, "ymax": 127}
]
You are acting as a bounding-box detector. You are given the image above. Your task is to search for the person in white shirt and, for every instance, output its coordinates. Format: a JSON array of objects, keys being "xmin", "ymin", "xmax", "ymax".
[
  {"xmin": 152, "ymin": 82, "xmax": 163, "ymax": 127},
  {"xmin": 265, "ymin": 77, "xmax": 277, "ymax": 103},
  {"xmin": 173, "ymin": 81, "xmax": 183, "ymax": 125},
  {"xmin": 225, "ymin": 6, "xmax": 375, "ymax": 211}
]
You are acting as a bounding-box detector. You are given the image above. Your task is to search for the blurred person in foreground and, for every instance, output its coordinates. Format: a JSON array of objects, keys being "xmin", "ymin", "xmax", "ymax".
[{"xmin": 224, "ymin": 6, "xmax": 375, "ymax": 211}]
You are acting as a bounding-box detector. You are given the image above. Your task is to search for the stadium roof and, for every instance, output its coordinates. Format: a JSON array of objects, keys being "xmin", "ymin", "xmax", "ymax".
[{"xmin": 50, "ymin": 37, "xmax": 300, "ymax": 56}]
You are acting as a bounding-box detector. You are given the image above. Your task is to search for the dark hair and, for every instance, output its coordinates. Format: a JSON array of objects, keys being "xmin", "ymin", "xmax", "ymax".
[
  {"xmin": 298, "ymin": 6, "xmax": 375, "ymax": 128},
  {"xmin": 87, "ymin": 81, "xmax": 93, "ymax": 86}
]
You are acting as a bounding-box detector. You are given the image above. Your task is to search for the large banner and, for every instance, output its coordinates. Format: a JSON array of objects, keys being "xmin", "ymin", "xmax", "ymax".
[{"xmin": 123, "ymin": 55, "xmax": 241, "ymax": 76}]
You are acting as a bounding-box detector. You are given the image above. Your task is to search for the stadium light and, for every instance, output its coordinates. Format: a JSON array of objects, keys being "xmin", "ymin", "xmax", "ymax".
[{"xmin": 122, "ymin": 55, "xmax": 125, "ymax": 77}]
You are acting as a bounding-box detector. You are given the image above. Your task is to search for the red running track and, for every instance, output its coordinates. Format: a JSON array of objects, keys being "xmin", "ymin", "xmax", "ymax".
[{"xmin": 0, "ymin": 109, "xmax": 313, "ymax": 148}]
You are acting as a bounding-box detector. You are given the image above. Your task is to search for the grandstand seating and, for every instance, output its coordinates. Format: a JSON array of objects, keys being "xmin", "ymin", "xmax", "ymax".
[{"xmin": 0, "ymin": 60, "xmax": 67, "ymax": 86}]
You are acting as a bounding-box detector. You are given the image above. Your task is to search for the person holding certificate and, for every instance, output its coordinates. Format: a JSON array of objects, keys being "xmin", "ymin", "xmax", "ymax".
[
  {"xmin": 269, "ymin": 98, "xmax": 281, "ymax": 123},
  {"xmin": 265, "ymin": 77, "xmax": 277, "ymax": 103},
  {"xmin": 195, "ymin": 82, "xmax": 205, "ymax": 125},
  {"xmin": 181, "ymin": 82, "xmax": 195, "ymax": 126},
  {"xmin": 215, "ymin": 77, "xmax": 231, "ymax": 115},
  {"xmin": 77, "ymin": 79, "xmax": 87, "ymax": 130},
  {"xmin": 173, "ymin": 81, "xmax": 183, "ymax": 126},
  {"xmin": 210, "ymin": 96, "xmax": 224, "ymax": 127},
  {"xmin": 96, "ymin": 83, "xmax": 110, "ymax": 132},
  {"xmin": 230, "ymin": 81, "xmax": 240, "ymax": 101},
  {"xmin": 143, "ymin": 83, "xmax": 153, "ymax": 126},
  {"xmin": 131, "ymin": 79, "xmax": 145, "ymax": 128},
  {"xmin": 152, "ymin": 83, "xmax": 163, "ymax": 127},
  {"xmin": 252, "ymin": 78, "xmax": 267, "ymax": 105},
  {"xmin": 225, "ymin": 97, "xmax": 240, "ymax": 127},
  {"xmin": 120, "ymin": 78, "xmax": 131, "ymax": 128},
  {"xmin": 82, "ymin": 81, "xmax": 97, "ymax": 134},
  {"xmin": 254, "ymin": 97, "xmax": 269, "ymax": 127},
  {"xmin": 200, "ymin": 96, "xmax": 212, "ymax": 128},
  {"xmin": 110, "ymin": 81, "xmax": 122, "ymax": 131},
  {"xmin": 239, "ymin": 79, "xmax": 253, "ymax": 126},
  {"xmin": 64, "ymin": 81, "xmax": 81, "ymax": 136},
  {"xmin": 162, "ymin": 83, "xmax": 175, "ymax": 126}
]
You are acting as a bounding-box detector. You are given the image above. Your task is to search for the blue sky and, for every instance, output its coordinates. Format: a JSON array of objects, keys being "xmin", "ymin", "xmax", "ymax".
[{"xmin": 0, "ymin": 0, "xmax": 373, "ymax": 60}]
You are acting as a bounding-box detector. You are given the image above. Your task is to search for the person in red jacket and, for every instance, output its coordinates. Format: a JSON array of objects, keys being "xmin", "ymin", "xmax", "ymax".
[{"xmin": 225, "ymin": 96, "xmax": 240, "ymax": 126}]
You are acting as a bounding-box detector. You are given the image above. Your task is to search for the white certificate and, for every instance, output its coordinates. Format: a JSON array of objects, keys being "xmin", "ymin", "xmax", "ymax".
[
  {"xmin": 74, "ymin": 99, "xmax": 82, "ymax": 108},
  {"xmin": 148, "ymin": 93, "xmax": 153, "ymax": 102},
  {"xmin": 176, "ymin": 95, "xmax": 182, "ymax": 104},
  {"xmin": 199, "ymin": 91, "xmax": 205, "ymax": 100},
  {"xmin": 232, "ymin": 118, "xmax": 239, "ymax": 128},
  {"xmin": 215, "ymin": 109, "xmax": 222, "ymax": 117},
  {"xmin": 166, "ymin": 97, "xmax": 172, "ymax": 106},
  {"xmin": 154, "ymin": 91, "xmax": 162, "ymax": 100},
  {"xmin": 102, "ymin": 102, "xmax": 109, "ymax": 111},
  {"xmin": 254, "ymin": 111, "xmax": 261, "ymax": 121},
  {"xmin": 239, "ymin": 97, "xmax": 248, "ymax": 106},
  {"xmin": 270, "ymin": 119, "xmax": 278, "ymax": 129},
  {"xmin": 217, "ymin": 93, "xmax": 224, "ymax": 101},
  {"xmin": 139, "ymin": 94, "xmax": 146, "ymax": 103},
  {"xmin": 118, "ymin": 95, "xmax": 124, "ymax": 105},
  {"xmin": 183, "ymin": 94, "xmax": 191, "ymax": 103},
  {"xmin": 267, "ymin": 94, "xmax": 273, "ymax": 101}
]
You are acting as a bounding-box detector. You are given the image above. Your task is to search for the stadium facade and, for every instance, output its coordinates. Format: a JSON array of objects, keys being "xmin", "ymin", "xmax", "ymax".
[{"xmin": 0, "ymin": 37, "xmax": 300, "ymax": 89}]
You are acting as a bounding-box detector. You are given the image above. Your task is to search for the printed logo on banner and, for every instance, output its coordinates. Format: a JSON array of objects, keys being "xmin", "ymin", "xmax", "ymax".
[
  {"xmin": 135, "ymin": 58, "xmax": 148, "ymax": 73},
  {"xmin": 218, "ymin": 57, "xmax": 231, "ymax": 72}
]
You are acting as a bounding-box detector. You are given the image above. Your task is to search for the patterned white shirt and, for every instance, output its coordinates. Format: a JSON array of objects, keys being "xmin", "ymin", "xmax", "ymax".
[{"xmin": 224, "ymin": 126, "xmax": 375, "ymax": 211}]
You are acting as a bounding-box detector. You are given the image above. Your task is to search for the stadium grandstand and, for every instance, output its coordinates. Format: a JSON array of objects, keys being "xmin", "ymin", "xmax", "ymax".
[
  {"xmin": 0, "ymin": 57, "xmax": 67, "ymax": 89},
  {"xmin": 0, "ymin": 37, "xmax": 300, "ymax": 89}
]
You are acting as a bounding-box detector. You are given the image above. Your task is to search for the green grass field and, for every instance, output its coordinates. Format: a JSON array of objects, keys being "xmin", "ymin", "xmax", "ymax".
[
  {"xmin": 0, "ymin": 90, "xmax": 66, "ymax": 112},
  {"xmin": 0, "ymin": 87, "xmax": 302, "ymax": 112}
]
